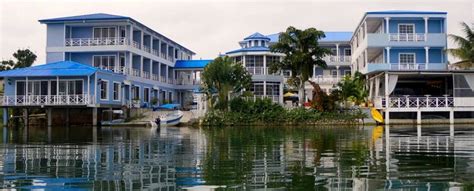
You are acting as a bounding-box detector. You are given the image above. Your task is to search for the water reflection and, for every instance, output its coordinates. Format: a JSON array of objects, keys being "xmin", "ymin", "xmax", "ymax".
[{"xmin": 0, "ymin": 125, "xmax": 473, "ymax": 190}]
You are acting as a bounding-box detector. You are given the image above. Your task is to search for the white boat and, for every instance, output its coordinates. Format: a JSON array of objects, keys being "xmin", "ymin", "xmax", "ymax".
[{"xmin": 159, "ymin": 110, "xmax": 184, "ymax": 127}]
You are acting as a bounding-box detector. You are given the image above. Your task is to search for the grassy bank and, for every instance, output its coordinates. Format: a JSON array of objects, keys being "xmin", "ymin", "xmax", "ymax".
[{"xmin": 201, "ymin": 98, "xmax": 367, "ymax": 127}]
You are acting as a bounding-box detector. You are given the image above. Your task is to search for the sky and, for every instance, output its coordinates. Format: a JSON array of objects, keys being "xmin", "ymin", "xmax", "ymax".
[{"xmin": 0, "ymin": 0, "xmax": 473, "ymax": 64}]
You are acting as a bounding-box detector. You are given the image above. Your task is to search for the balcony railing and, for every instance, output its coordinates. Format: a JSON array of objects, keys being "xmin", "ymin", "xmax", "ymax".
[
  {"xmin": 323, "ymin": 56, "xmax": 351, "ymax": 63},
  {"xmin": 65, "ymin": 37, "xmax": 127, "ymax": 46},
  {"xmin": 143, "ymin": 71, "xmax": 150, "ymax": 79},
  {"xmin": 152, "ymin": 74, "xmax": 159, "ymax": 81},
  {"xmin": 0, "ymin": 95, "xmax": 95, "ymax": 106},
  {"xmin": 246, "ymin": 67, "xmax": 265, "ymax": 75},
  {"xmin": 245, "ymin": 95, "xmax": 280, "ymax": 103},
  {"xmin": 391, "ymin": 63, "xmax": 426, "ymax": 70},
  {"xmin": 380, "ymin": 96, "xmax": 454, "ymax": 108},
  {"xmin": 131, "ymin": 68, "xmax": 141, "ymax": 77},
  {"xmin": 389, "ymin": 33, "xmax": 426, "ymax": 42},
  {"xmin": 311, "ymin": 76, "xmax": 341, "ymax": 84},
  {"xmin": 176, "ymin": 79, "xmax": 201, "ymax": 85},
  {"xmin": 143, "ymin": 45, "xmax": 151, "ymax": 53}
]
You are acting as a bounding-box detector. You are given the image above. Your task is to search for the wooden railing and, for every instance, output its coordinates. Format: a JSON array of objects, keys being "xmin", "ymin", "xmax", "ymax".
[
  {"xmin": 382, "ymin": 96, "xmax": 454, "ymax": 108},
  {"xmin": 0, "ymin": 95, "xmax": 95, "ymax": 106},
  {"xmin": 65, "ymin": 37, "xmax": 127, "ymax": 46},
  {"xmin": 389, "ymin": 33, "xmax": 426, "ymax": 42}
]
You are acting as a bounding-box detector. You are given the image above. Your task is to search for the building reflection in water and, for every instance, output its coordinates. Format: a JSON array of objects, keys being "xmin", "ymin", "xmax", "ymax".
[{"xmin": 0, "ymin": 125, "xmax": 473, "ymax": 190}]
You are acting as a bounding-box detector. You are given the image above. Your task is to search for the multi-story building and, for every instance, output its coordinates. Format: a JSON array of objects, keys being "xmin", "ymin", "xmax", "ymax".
[
  {"xmin": 351, "ymin": 10, "xmax": 474, "ymax": 124},
  {"xmin": 0, "ymin": 13, "xmax": 210, "ymax": 125}
]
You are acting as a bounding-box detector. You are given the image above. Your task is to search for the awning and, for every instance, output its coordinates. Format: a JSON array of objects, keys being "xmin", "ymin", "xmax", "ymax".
[
  {"xmin": 0, "ymin": 61, "xmax": 98, "ymax": 77},
  {"xmin": 157, "ymin": 104, "xmax": 181, "ymax": 110}
]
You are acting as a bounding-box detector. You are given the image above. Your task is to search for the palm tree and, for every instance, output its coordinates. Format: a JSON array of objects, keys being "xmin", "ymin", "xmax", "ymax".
[
  {"xmin": 447, "ymin": 22, "xmax": 474, "ymax": 69},
  {"xmin": 269, "ymin": 26, "xmax": 331, "ymax": 105},
  {"xmin": 201, "ymin": 56, "xmax": 252, "ymax": 110}
]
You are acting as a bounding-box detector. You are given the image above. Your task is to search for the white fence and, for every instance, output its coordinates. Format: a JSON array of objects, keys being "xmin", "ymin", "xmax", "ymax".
[
  {"xmin": 389, "ymin": 33, "xmax": 426, "ymax": 42},
  {"xmin": 0, "ymin": 95, "xmax": 95, "ymax": 106},
  {"xmin": 381, "ymin": 96, "xmax": 454, "ymax": 108}
]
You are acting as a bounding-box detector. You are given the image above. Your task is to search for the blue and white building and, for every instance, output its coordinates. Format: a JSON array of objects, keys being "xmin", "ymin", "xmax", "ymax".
[
  {"xmin": 351, "ymin": 11, "xmax": 474, "ymax": 124},
  {"xmin": 0, "ymin": 13, "xmax": 211, "ymax": 125}
]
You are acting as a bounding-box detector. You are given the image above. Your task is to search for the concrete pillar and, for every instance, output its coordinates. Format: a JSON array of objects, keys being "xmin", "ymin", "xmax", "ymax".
[
  {"xmin": 449, "ymin": 124, "xmax": 454, "ymax": 137},
  {"xmin": 263, "ymin": 81, "xmax": 267, "ymax": 96},
  {"xmin": 385, "ymin": 111, "xmax": 390, "ymax": 125},
  {"xmin": 92, "ymin": 107, "xmax": 98, "ymax": 126},
  {"xmin": 279, "ymin": 82, "xmax": 284, "ymax": 104},
  {"xmin": 425, "ymin": 47, "xmax": 429, "ymax": 69},
  {"xmin": 336, "ymin": 44, "xmax": 339, "ymax": 61},
  {"xmin": 263, "ymin": 55, "xmax": 266, "ymax": 75},
  {"xmin": 424, "ymin": 17, "xmax": 429, "ymax": 41},
  {"xmin": 385, "ymin": 17, "xmax": 390, "ymax": 33},
  {"xmin": 449, "ymin": 110, "xmax": 454, "ymax": 124},
  {"xmin": 384, "ymin": 72, "xmax": 390, "ymax": 124},
  {"xmin": 416, "ymin": 110, "xmax": 421, "ymax": 125},
  {"xmin": 140, "ymin": 56, "xmax": 144, "ymax": 77},
  {"xmin": 47, "ymin": 108, "xmax": 52, "ymax": 127},
  {"xmin": 386, "ymin": 47, "xmax": 391, "ymax": 64},
  {"xmin": 23, "ymin": 108, "xmax": 29, "ymax": 127},
  {"xmin": 3, "ymin": 108, "xmax": 9, "ymax": 126},
  {"xmin": 417, "ymin": 124, "xmax": 422, "ymax": 138}
]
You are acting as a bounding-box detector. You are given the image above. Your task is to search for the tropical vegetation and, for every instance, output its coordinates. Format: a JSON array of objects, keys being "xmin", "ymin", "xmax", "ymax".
[
  {"xmin": 447, "ymin": 22, "xmax": 474, "ymax": 69},
  {"xmin": 0, "ymin": 49, "xmax": 37, "ymax": 71},
  {"xmin": 269, "ymin": 26, "xmax": 331, "ymax": 104},
  {"xmin": 333, "ymin": 71, "xmax": 368, "ymax": 106},
  {"xmin": 201, "ymin": 56, "xmax": 252, "ymax": 110}
]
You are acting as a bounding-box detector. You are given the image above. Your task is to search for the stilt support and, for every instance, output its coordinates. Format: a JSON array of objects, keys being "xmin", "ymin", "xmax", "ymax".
[
  {"xmin": 47, "ymin": 108, "xmax": 52, "ymax": 127},
  {"xmin": 384, "ymin": 110, "xmax": 390, "ymax": 125},
  {"xmin": 3, "ymin": 108, "xmax": 9, "ymax": 127},
  {"xmin": 416, "ymin": 111, "xmax": 421, "ymax": 125},
  {"xmin": 92, "ymin": 107, "xmax": 98, "ymax": 126},
  {"xmin": 449, "ymin": 110, "xmax": 454, "ymax": 124}
]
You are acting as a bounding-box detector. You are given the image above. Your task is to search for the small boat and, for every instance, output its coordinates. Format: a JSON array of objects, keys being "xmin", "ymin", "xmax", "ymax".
[
  {"xmin": 154, "ymin": 104, "xmax": 184, "ymax": 127},
  {"xmin": 371, "ymin": 107, "xmax": 384, "ymax": 124}
]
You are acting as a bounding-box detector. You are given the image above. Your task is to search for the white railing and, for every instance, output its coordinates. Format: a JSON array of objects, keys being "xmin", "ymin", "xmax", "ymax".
[
  {"xmin": 152, "ymin": 49, "xmax": 160, "ymax": 57},
  {"xmin": 131, "ymin": 41, "xmax": 141, "ymax": 49},
  {"xmin": 143, "ymin": 45, "xmax": 151, "ymax": 53},
  {"xmin": 246, "ymin": 67, "xmax": 265, "ymax": 75},
  {"xmin": 160, "ymin": 52, "xmax": 167, "ymax": 59},
  {"xmin": 389, "ymin": 33, "xmax": 426, "ymax": 42},
  {"xmin": 245, "ymin": 95, "xmax": 280, "ymax": 103},
  {"xmin": 323, "ymin": 55, "xmax": 352, "ymax": 63},
  {"xmin": 176, "ymin": 79, "xmax": 200, "ymax": 85},
  {"xmin": 0, "ymin": 95, "xmax": 95, "ymax": 106},
  {"xmin": 391, "ymin": 63, "xmax": 427, "ymax": 70},
  {"xmin": 311, "ymin": 76, "xmax": 341, "ymax": 84},
  {"xmin": 143, "ymin": 71, "xmax": 150, "ymax": 79},
  {"xmin": 152, "ymin": 74, "xmax": 159, "ymax": 81},
  {"xmin": 131, "ymin": 68, "xmax": 141, "ymax": 77},
  {"xmin": 160, "ymin": 76, "xmax": 166, "ymax": 83},
  {"xmin": 65, "ymin": 37, "xmax": 127, "ymax": 46},
  {"xmin": 382, "ymin": 96, "xmax": 454, "ymax": 108}
]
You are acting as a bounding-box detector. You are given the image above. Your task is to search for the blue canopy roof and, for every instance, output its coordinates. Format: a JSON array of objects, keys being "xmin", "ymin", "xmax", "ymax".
[
  {"xmin": 158, "ymin": 104, "xmax": 181, "ymax": 109},
  {"xmin": 174, "ymin": 60, "xmax": 212, "ymax": 68},
  {"xmin": 39, "ymin": 13, "xmax": 130, "ymax": 23},
  {"xmin": 266, "ymin": 32, "xmax": 352, "ymax": 43},
  {"xmin": 0, "ymin": 61, "xmax": 98, "ymax": 77},
  {"xmin": 226, "ymin": 46, "xmax": 270, "ymax": 54},
  {"xmin": 244, "ymin": 32, "xmax": 271, "ymax": 41}
]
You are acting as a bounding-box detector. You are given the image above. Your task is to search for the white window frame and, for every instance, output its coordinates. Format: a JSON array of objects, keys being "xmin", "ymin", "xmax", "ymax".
[
  {"xmin": 344, "ymin": 70, "xmax": 351, "ymax": 76},
  {"xmin": 399, "ymin": 53, "xmax": 416, "ymax": 64},
  {"xmin": 15, "ymin": 79, "xmax": 84, "ymax": 96},
  {"xmin": 93, "ymin": 27, "xmax": 117, "ymax": 38},
  {"xmin": 113, "ymin": 82, "xmax": 121, "ymax": 101},
  {"xmin": 343, "ymin": 48, "xmax": 351, "ymax": 56},
  {"xmin": 100, "ymin": 80, "xmax": 109, "ymax": 101},
  {"xmin": 331, "ymin": 70, "xmax": 338, "ymax": 77},
  {"xmin": 93, "ymin": 55, "xmax": 116, "ymax": 69},
  {"xmin": 398, "ymin": 23, "xmax": 415, "ymax": 34}
]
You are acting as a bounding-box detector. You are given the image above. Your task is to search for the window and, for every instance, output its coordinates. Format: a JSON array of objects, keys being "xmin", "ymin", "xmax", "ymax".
[
  {"xmin": 331, "ymin": 48, "xmax": 337, "ymax": 56},
  {"xmin": 144, "ymin": 88, "xmax": 150, "ymax": 103},
  {"xmin": 16, "ymin": 81, "xmax": 25, "ymax": 95},
  {"xmin": 399, "ymin": 53, "xmax": 415, "ymax": 64},
  {"xmin": 113, "ymin": 82, "xmax": 120, "ymax": 101},
  {"xmin": 132, "ymin": 86, "xmax": 140, "ymax": 100},
  {"xmin": 168, "ymin": 92, "xmax": 173, "ymax": 102},
  {"xmin": 398, "ymin": 24, "xmax": 414, "ymax": 34},
  {"xmin": 266, "ymin": 82, "xmax": 280, "ymax": 96},
  {"xmin": 250, "ymin": 82, "xmax": 264, "ymax": 96},
  {"xmin": 344, "ymin": 49, "xmax": 351, "ymax": 56},
  {"xmin": 93, "ymin": 55, "xmax": 116, "ymax": 70},
  {"xmin": 331, "ymin": 70, "xmax": 338, "ymax": 77},
  {"xmin": 100, "ymin": 80, "xmax": 108, "ymax": 100},
  {"xmin": 93, "ymin": 27, "xmax": 116, "ymax": 38}
]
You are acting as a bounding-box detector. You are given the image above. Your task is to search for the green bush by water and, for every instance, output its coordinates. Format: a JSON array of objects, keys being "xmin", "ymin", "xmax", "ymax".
[{"xmin": 202, "ymin": 97, "xmax": 366, "ymax": 126}]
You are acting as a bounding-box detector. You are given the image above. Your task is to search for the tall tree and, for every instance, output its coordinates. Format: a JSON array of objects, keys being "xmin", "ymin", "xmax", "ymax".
[
  {"xmin": 0, "ymin": 49, "xmax": 37, "ymax": 71},
  {"xmin": 202, "ymin": 56, "xmax": 252, "ymax": 110},
  {"xmin": 447, "ymin": 22, "xmax": 474, "ymax": 69},
  {"xmin": 269, "ymin": 26, "xmax": 331, "ymax": 105}
]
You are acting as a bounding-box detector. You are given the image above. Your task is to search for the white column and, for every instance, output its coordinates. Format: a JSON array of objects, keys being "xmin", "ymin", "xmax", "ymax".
[
  {"xmin": 263, "ymin": 81, "xmax": 267, "ymax": 96},
  {"xmin": 140, "ymin": 30, "xmax": 144, "ymax": 48},
  {"xmin": 425, "ymin": 47, "xmax": 429, "ymax": 69},
  {"xmin": 129, "ymin": 53, "xmax": 133, "ymax": 74},
  {"xmin": 158, "ymin": 63, "xmax": 161, "ymax": 81},
  {"xmin": 129, "ymin": 25, "xmax": 133, "ymax": 43},
  {"xmin": 385, "ymin": 17, "xmax": 390, "ymax": 34},
  {"xmin": 87, "ymin": 75, "xmax": 90, "ymax": 102},
  {"xmin": 263, "ymin": 55, "xmax": 267, "ymax": 75},
  {"xmin": 336, "ymin": 66, "xmax": 340, "ymax": 80},
  {"xmin": 384, "ymin": 72, "xmax": 390, "ymax": 124},
  {"xmin": 279, "ymin": 82, "xmax": 283, "ymax": 104},
  {"xmin": 94, "ymin": 74, "xmax": 97, "ymax": 105},
  {"xmin": 424, "ymin": 17, "xmax": 429, "ymax": 41},
  {"xmin": 364, "ymin": 20, "xmax": 367, "ymax": 38},
  {"xmin": 449, "ymin": 110, "xmax": 454, "ymax": 124},
  {"xmin": 166, "ymin": 65, "xmax": 169, "ymax": 83},
  {"xmin": 364, "ymin": 49, "xmax": 368, "ymax": 67},
  {"xmin": 417, "ymin": 110, "xmax": 421, "ymax": 125},
  {"xmin": 336, "ymin": 44, "xmax": 340, "ymax": 62},
  {"xmin": 140, "ymin": 56, "xmax": 144, "ymax": 77},
  {"xmin": 386, "ymin": 47, "xmax": 391, "ymax": 64},
  {"xmin": 150, "ymin": 61, "xmax": 153, "ymax": 79}
]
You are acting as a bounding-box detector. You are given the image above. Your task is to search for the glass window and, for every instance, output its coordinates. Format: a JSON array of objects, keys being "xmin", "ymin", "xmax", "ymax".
[
  {"xmin": 50, "ymin": 81, "xmax": 57, "ymax": 95},
  {"xmin": 75, "ymin": 81, "xmax": 83, "ymax": 95},
  {"xmin": 113, "ymin": 82, "xmax": 120, "ymax": 101},
  {"xmin": 250, "ymin": 82, "xmax": 264, "ymax": 95},
  {"xmin": 16, "ymin": 81, "xmax": 25, "ymax": 96},
  {"xmin": 344, "ymin": 49, "xmax": 351, "ymax": 56},
  {"xmin": 68, "ymin": 81, "xmax": 75, "ymax": 95},
  {"xmin": 59, "ymin": 81, "xmax": 67, "ymax": 95},
  {"xmin": 144, "ymin": 88, "xmax": 150, "ymax": 102},
  {"xmin": 100, "ymin": 81, "xmax": 108, "ymax": 100},
  {"xmin": 331, "ymin": 70, "xmax": 338, "ymax": 77},
  {"xmin": 399, "ymin": 24, "xmax": 414, "ymax": 34},
  {"xmin": 399, "ymin": 53, "xmax": 415, "ymax": 64}
]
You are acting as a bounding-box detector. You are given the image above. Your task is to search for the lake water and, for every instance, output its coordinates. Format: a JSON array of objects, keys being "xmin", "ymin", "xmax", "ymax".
[{"xmin": 0, "ymin": 125, "xmax": 473, "ymax": 190}]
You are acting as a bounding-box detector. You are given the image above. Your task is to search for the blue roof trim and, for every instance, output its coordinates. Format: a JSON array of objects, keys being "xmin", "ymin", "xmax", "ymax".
[
  {"xmin": 38, "ymin": 13, "xmax": 129, "ymax": 23},
  {"xmin": 266, "ymin": 32, "xmax": 352, "ymax": 43},
  {"xmin": 366, "ymin": 10, "xmax": 447, "ymax": 15},
  {"xmin": 226, "ymin": 46, "xmax": 270, "ymax": 54},
  {"xmin": 244, "ymin": 32, "xmax": 271, "ymax": 41},
  {"xmin": 174, "ymin": 60, "xmax": 212, "ymax": 68},
  {"xmin": 0, "ymin": 61, "xmax": 99, "ymax": 77}
]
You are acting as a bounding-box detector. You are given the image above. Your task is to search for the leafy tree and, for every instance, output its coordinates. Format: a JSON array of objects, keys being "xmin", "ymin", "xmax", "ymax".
[
  {"xmin": 447, "ymin": 22, "xmax": 474, "ymax": 69},
  {"xmin": 0, "ymin": 49, "xmax": 37, "ymax": 71},
  {"xmin": 334, "ymin": 71, "xmax": 367, "ymax": 106},
  {"xmin": 269, "ymin": 26, "xmax": 331, "ymax": 105},
  {"xmin": 202, "ymin": 56, "xmax": 252, "ymax": 110}
]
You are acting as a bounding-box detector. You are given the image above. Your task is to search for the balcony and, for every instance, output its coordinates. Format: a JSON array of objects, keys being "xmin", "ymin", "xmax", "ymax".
[
  {"xmin": 131, "ymin": 68, "xmax": 141, "ymax": 77},
  {"xmin": 311, "ymin": 76, "xmax": 341, "ymax": 84},
  {"xmin": 376, "ymin": 96, "xmax": 454, "ymax": 109},
  {"xmin": 143, "ymin": 71, "xmax": 150, "ymax": 79},
  {"xmin": 65, "ymin": 37, "xmax": 127, "ymax": 46},
  {"xmin": 366, "ymin": 33, "xmax": 446, "ymax": 47},
  {"xmin": 0, "ymin": 95, "xmax": 95, "ymax": 106},
  {"xmin": 246, "ymin": 67, "xmax": 281, "ymax": 76},
  {"xmin": 323, "ymin": 56, "xmax": 351, "ymax": 65},
  {"xmin": 366, "ymin": 63, "xmax": 447, "ymax": 73},
  {"xmin": 176, "ymin": 78, "xmax": 201, "ymax": 85}
]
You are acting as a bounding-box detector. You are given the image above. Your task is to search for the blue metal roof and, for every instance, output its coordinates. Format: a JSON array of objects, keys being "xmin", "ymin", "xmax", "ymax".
[
  {"xmin": 226, "ymin": 46, "xmax": 270, "ymax": 54},
  {"xmin": 0, "ymin": 61, "xmax": 98, "ymax": 77},
  {"xmin": 244, "ymin": 32, "xmax": 271, "ymax": 41},
  {"xmin": 174, "ymin": 60, "xmax": 212, "ymax": 68},
  {"xmin": 366, "ymin": 10, "xmax": 447, "ymax": 15},
  {"xmin": 266, "ymin": 31, "xmax": 352, "ymax": 43},
  {"xmin": 39, "ymin": 13, "xmax": 130, "ymax": 23}
]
